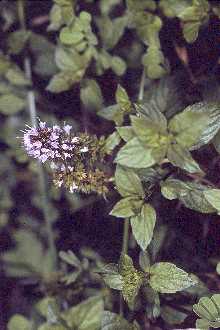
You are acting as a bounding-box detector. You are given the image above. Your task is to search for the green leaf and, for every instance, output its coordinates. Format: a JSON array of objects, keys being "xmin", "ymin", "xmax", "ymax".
[
  {"xmin": 186, "ymin": 102, "xmax": 220, "ymax": 150},
  {"xmin": 119, "ymin": 254, "xmax": 144, "ymax": 306},
  {"xmin": 114, "ymin": 165, "xmax": 145, "ymax": 198},
  {"xmin": 29, "ymin": 33, "xmax": 57, "ymax": 77},
  {"xmin": 47, "ymin": 70, "xmax": 84, "ymax": 93},
  {"xmin": 143, "ymin": 74, "xmax": 186, "ymax": 119},
  {"xmin": 195, "ymin": 318, "xmax": 210, "ymax": 330},
  {"xmin": 64, "ymin": 296, "xmax": 104, "ymax": 330},
  {"xmin": 204, "ymin": 189, "xmax": 220, "ymax": 214},
  {"xmin": 110, "ymin": 197, "xmax": 143, "ymax": 218},
  {"xmin": 193, "ymin": 294, "xmax": 220, "ymax": 328},
  {"xmin": 216, "ymin": 262, "xmax": 220, "ymax": 275},
  {"xmin": 132, "ymin": 11, "xmax": 162, "ymax": 46},
  {"xmin": 7, "ymin": 314, "xmax": 31, "ymax": 330},
  {"xmin": 116, "ymin": 126, "xmax": 135, "ymax": 142},
  {"xmin": 183, "ymin": 21, "xmax": 201, "ymax": 43},
  {"xmin": 80, "ymin": 79, "xmax": 103, "ymax": 111},
  {"xmin": 55, "ymin": 47, "xmax": 89, "ymax": 72},
  {"xmin": 116, "ymin": 85, "xmax": 132, "ymax": 114},
  {"xmin": 59, "ymin": 250, "xmax": 81, "ymax": 268},
  {"xmin": 104, "ymin": 131, "xmax": 121, "ymax": 155},
  {"xmin": 36, "ymin": 297, "xmax": 60, "ymax": 319},
  {"xmin": 161, "ymin": 178, "xmax": 216, "ymax": 214},
  {"xmin": 60, "ymin": 27, "xmax": 84, "ymax": 45},
  {"xmin": 34, "ymin": 51, "xmax": 57, "ymax": 77},
  {"xmin": 48, "ymin": 4, "xmax": 63, "ymax": 31},
  {"xmin": 5, "ymin": 68, "xmax": 30, "ymax": 86},
  {"xmin": 139, "ymin": 251, "xmax": 151, "ymax": 272},
  {"xmin": 115, "ymin": 137, "xmax": 156, "ymax": 168},
  {"xmin": 96, "ymin": 263, "xmax": 123, "ymax": 290},
  {"xmin": 128, "ymin": 9, "xmax": 166, "ymax": 79},
  {"xmin": 149, "ymin": 262, "xmax": 196, "ymax": 293},
  {"xmin": 142, "ymin": 46, "xmax": 167, "ymax": 79},
  {"xmin": 7, "ymin": 30, "xmax": 31, "ymax": 54},
  {"xmin": 98, "ymin": 105, "xmax": 124, "ymax": 126},
  {"xmin": 101, "ymin": 311, "xmax": 136, "ymax": 330},
  {"xmin": 130, "ymin": 203, "xmax": 156, "ymax": 251},
  {"xmin": 131, "ymin": 115, "xmax": 168, "ymax": 162},
  {"xmin": 96, "ymin": 15, "xmax": 128, "ymax": 50},
  {"xmin": 159, "ymin": 0, "xmax": 191, "ymax": 18},
  {"xmin": 2, "ymin": 229, "xmax": 53, "ymax": 277},
  {"xmin": 131, "ymin": 115, "xmax": 167, "ymax": 145},
  {"xmin": 111, "ymin": 56, "xmax": 127, "ymax": 76},
  {"xmin": 100, "ymin": 0, "xmax": 122, "ymax": 15},
  {"xmin": 135, "ymin": 103, "xmax": 167, "ymax": 130},
  {"xmin": 167, "ymin": 143, "xmax": 202, "ymax": 174},
  {"xmin": 0, "ymin": 94, "xmax": 26, "ymax": 114},
  {"xmin": 178, "ymin": 0, "xmax": 210, "ymax": 43},
  {"xmin": 127, "ymin": 0, "xmax": 156, "ymax": 12},
  {"xmin": 161, "ymin": 306, "xmax": 187, "ymax": 325},
  {"xmin": 168, "ymin": 105, "xmax": 209, "ymax": 149}
]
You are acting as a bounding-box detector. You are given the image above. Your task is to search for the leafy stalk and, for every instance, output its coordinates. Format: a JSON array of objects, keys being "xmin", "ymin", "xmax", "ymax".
[
  {"xmin": 17, "ymin": 0, "xmax": 57, "ymax": 270},
  {"xmin": 119, "ymin": 66, "xmax": 146, "ymax": 315},
  {"xmin": 120, "ymin": 218, "xmax": 130, "ymax": 316}
]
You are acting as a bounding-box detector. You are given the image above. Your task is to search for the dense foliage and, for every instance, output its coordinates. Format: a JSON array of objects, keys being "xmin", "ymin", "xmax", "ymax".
[{"xmin": 1, "ymin": 0, "xmax": 220, "ymax": 329}]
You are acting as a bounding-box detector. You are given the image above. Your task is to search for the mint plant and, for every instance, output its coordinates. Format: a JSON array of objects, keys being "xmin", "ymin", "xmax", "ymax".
[{"xmin": 1, "ymin": 1, "xmax": 220, "ymax": 329}]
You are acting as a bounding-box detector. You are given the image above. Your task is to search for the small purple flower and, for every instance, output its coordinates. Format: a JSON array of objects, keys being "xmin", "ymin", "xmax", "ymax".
[
  {"xmin": 39, "ymin": 154, "xmax": 48, "ymax": 163},
  {"xmin": 63, "ymin": 124, "xmax": 72, "ymax": 135},
  {"xmin": 51, "ymin": 141, "xmax": 59, "ymax": 149},
  {"xmin": 62, "ymin": 143, "xmax": 69, "ymax": 150},
  {"xmin": 50, "ymin": 132, "xmax": 60, "ymax": 141},
  {"xmin": 39, "ymin": 121, "xmax": 46, "ymax": 129}
]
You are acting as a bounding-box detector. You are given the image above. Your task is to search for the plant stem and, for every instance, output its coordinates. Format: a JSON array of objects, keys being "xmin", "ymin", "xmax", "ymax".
[
  {"xmin": 138, "ymin": 67, "xmax": 146, "ymax": 102},
  {"xmin": 119, "ymin": 218, "xmax": 130, "ymax": 316},
  {"xmin": 17, "ymin": 0, "xmax": 57, "ymax": 270},
  {"xmin": 121, "ymin": 218, "xmax": 129, "ymax": 255},
  {"xmin": 18, "ymin": 0, "xmax": 26, "ymax": 29}
]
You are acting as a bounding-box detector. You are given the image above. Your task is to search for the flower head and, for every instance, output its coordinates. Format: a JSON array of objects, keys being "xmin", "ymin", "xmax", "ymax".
[{"xmin": 22, "ymin": 120, "xmax": 108, "ymax": 195}]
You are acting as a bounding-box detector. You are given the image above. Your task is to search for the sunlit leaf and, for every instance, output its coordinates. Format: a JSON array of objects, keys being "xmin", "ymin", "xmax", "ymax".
[
  {"xmin": 167, "ymin": 143, "xmax": 203, "ymax": 174},
  {"xmin": 130, "ymin": 203, "xmax": 156, "ymax": 251},
  {"xmin": 161, "ymin": 178, "xmax": 216, "ymax": 213},
  {"xmin": 149, "ymin": 262, "xmax": 196, "ymax": 293},
  {"xmin": 116, "ymin": 126, "xmax": 135, "ymax": 142},
  {"xmin": 115, "ymin": 137, "xmax": 156, "ymax": 168},
  {"xmin": 104, "ymin": 131, "xmax": 121, "ymax": 154},
  {"xmin": 110, "ymin": 197, "xmax": 143, "ymax": 218},
  {"xmin": 193, "ymin": 294, "xmax": 220, "ymax": 329},
  {"xmin": 63, "ymin": 296, "xmax": 104, "ymax": 330},
  {"xmin": 97, "ymin": 263, "xmax": 123, "ymax": 290},
  {"xmin": 114, "ymin": 165, "xmax": 145, "ymax": 198},
  {"xmin": 8, "ymin": 314, "xmax": 31, "ymax": 330},
  {"xmin": 116, "ymin": 85, "xmax": 132, "ymax": 114}
]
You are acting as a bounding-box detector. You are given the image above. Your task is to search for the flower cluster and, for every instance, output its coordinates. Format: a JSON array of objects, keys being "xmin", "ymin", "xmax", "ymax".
[{"xmin": 22, "ymin": 121, "xmax": 108, "ymax": 195}]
